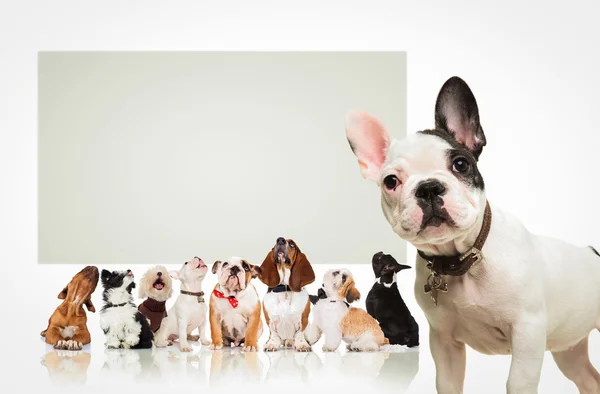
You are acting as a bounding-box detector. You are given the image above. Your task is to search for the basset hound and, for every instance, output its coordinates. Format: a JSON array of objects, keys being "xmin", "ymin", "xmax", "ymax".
[{"xmin": 259, "ymin": 237, "xmax": 315, "ymax": 352}]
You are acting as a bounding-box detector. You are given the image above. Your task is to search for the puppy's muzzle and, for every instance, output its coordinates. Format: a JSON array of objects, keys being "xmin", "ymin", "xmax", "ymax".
[
  {"xmin": 415, "ymin": 180, "xmax": 446, "ymax": 201},
  {"xmin": 229, "ymin": 266, "xmax": 241, "ymax": 276}
]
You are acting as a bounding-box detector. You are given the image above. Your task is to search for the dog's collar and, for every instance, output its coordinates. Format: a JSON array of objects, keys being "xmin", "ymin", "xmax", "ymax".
[
  {"xmin": 105, "ymin": 302, "xmax": 128, "ymax": 308},
  {"xmin": 309, "ymin": 287, "xmax": 349, "ymax": 308},
  {"xmin": 212, "ymin": 289, "xmax": 238, "ymax": 308},
  {"xmin": 181, "ymin": 289, "xmax": 205, "ymax": 303},
  {"xmin": 267, "ymin": 284, "xmax": 291, "ymax": 293},
  {"xmin": 418, "ymin": 200, "xmax": 492, "ymax": 277}
]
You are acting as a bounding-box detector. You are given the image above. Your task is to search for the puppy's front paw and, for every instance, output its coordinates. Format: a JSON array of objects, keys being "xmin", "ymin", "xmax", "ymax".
[
  {"xmin": 155, "ymin": 339, "xmax": 170, "ymax": 348},
  {"xmin": 295, "ymin": 342, "xmax": 311, "ymax": 352},
  {"xmin": 350, "ymin": 343, "xmax": 378, "ymax": 352},
  {"xmin": 284, "ymin": 339, "xmax": 293, "ymax": 348},
  {"xmin": 264, "ymin": 342, "xmax": 280, "ymax": 352},
  {"xmin": 187, "ymin": 334, "xmax": 200, "ymax": 342},
  {"xmin": 201, "ymin": 338, "xmax": 211, "ymax": 346},
  {"xmin": 209, "ymin": 343, "xmax": 223, "ymax": 350},
  {"xmin": 243, "ymin": 345, "xmax": 258, "ymax": 352},
  {"xmin": 179, "ymin": 342, "xmax": 192, "ymax": 352},
  {"xmin": 322, "ymin": 345, "xmax": 338, "ymax": 352},
  {"xmin": 65, "ymin": 340, "xmax": 83, "ymax": 351}
]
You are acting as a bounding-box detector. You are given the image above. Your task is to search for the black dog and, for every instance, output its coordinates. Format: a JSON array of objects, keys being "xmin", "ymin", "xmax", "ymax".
[{"xmin": 366, "ymin": 252, "xmax": 419, "ymax": 347}]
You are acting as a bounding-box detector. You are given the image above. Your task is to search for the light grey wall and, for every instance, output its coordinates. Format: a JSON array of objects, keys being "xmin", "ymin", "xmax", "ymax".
[{"xmin": 38, "ymin": 51, "xmax": 407, "ymax": 265}]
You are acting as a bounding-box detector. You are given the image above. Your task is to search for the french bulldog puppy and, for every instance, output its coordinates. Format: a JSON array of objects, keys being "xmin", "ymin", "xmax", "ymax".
[{"xmin": 345, "ymin": 76, "xmax": 600, "ymax": 393}]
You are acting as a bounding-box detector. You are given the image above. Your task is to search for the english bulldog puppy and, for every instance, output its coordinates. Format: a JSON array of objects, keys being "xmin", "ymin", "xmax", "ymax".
[
  {"xmin": 259, "ymin": 237, "xmax": 315, "ymax": 352},
  {"xmin": 209, "ymin": 257, "xmax": 263, "ymax": 352}
]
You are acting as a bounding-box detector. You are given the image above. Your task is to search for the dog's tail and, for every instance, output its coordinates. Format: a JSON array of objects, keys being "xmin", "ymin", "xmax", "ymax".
[
  {"xmin": 383, "ymin": 337, "xmax": 390, "ymax": 345},
  {"xmin": 590, "ymin": 246, "xmax": 600, "ymax": 257}
]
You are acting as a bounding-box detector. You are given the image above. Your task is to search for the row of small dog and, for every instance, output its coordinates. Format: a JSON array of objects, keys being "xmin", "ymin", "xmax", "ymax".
[{"xmin": 41, "ymin": 237, "xmax": 420, "ymax": 353}]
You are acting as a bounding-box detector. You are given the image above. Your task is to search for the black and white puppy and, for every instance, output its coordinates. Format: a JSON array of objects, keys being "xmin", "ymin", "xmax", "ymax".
[
  {"xmin": 99, "ymin": 269, "xmax": 153, "ymax": 349},
  {"xmin": 365, "ymin": 252, "xmax": 419, "ymax": 347}
]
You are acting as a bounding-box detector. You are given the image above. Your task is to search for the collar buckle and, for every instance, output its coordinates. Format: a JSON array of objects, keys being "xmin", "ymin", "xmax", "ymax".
[{"xmin": 459, "ymin": 247, "xmax": 483, "ymax": 264}]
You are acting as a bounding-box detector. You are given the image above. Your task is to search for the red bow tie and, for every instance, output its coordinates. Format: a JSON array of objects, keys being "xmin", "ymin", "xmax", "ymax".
[{"xmin": 213, "ymin": 289, "xmax": 239, "ymax": 308}]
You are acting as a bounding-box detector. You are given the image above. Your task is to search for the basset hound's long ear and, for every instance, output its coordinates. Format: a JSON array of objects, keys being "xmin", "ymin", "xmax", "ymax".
[
  {"xmin": 57, "ymin": 286, "xmax": 68, "ymax": 299},
  {"xmin": 289, "ymin": 251, "xmax": 315, "ymax": 292},
  {"xmin": 339, "ymin": 277, "xmax": 361, "ymax": 303},
  {"xmin": 258, "ymin": 250, "xmax": 280, "ymax": 288}
]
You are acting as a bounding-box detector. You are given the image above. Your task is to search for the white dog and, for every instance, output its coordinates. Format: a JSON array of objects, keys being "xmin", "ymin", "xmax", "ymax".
[
  {"xmin": 345, "ymin": 76, "xmax": 600, "ymax": 393},
  {"xmin": 305, "ymin": 268, "xmax": 388, "ymax": 352},
  {"xmin": 154, "ymin": 257, "xmax": 210, "ymax": 352}
]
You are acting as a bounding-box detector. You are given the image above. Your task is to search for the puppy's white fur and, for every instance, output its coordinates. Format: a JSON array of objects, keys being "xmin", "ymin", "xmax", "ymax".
[
  {"xmin": 346, "ymin": 78, "xmax": 600, "ymax": 393},
  {"xmin": 138, "ymin": 265, "xmax": 173, "ymax": 302},
  {"xmin": 154, "ymin": 257, "xmax": 210, "ymax": 352},
  {"xmin": 306, "ymin": 269, "xmax": 386, "ymax": 352}
]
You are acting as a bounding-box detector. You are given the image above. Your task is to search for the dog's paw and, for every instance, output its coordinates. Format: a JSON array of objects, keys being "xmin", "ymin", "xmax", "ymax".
[
  {"xmin": 168, "ymin": 334, "xmax": 178, "ymax": 341},
  {"xmin": 201, "ymin": 338, "xmax": 211, "ymax": 346},
  {"xmin": 209, "ymin": 343, "xmax": 223, "ymax": 350},
  {"xmin": 53, "ymin": 340, "xmax": 67, "ymax": 350},
  {"xmin": 350, "ymin": 343, "xmax": 378, "ymax": 352},
  {"xmin": 322, "ymin": 345, "xmax": 338, "ymax": 352},
  {"xmin": 155, "ymin": 339, "xmax": 170, "ymax": 348},
  {"xmin": 65, "ymin": 340, "xmax": 83, "ymax": 351},
  {"xmin": 263, "ymin": 342, "xmax": 280, "ymax": 352},
  {"xmin": 295, "ymin": 342, "xmax": 312, "ymax": 352},
  {"xmin": 243, "ymin": 345, "xmax": 258, "ymax": 352},
  {"xmin": 283, "ymin": 339, "xmax": 293, "ymax": 348},
  {"xmin": 187, "ymin": 334, "xmax": 200, "ymax": 342}
]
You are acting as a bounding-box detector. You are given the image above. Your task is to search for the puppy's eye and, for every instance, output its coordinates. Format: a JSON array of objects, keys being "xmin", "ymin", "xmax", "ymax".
[
  {"xmin": 184, "ymin": 262, "xmax": 188, "ymax": 265},
  {"xmin": 242, "ymin": 263, "xmax": 249, "ymax": 271},
  {"xmin": 290, "ymin": 243, "xmax": 295, "ymax": 248},
  {"xmin": 383, "ymin": 175, "xmax": 400, "ymax": 191},
  {"xmin": 452, "ymin": 157, "xmax": 470, "ymax": 173},
  {"xmin": 333, "ymin": 271, "xmax": 340, "ymax": 276},
  {"xmin": 222, "ymin": 262, "xmax": 229, "ymax": 268}
]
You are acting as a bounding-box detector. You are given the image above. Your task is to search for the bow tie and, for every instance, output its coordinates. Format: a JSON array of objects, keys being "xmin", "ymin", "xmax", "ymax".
[
  {"xmin": 309, "ymin": 288, "xmax": 328, "ymax": 305},
  {"xmin": 213, "ymin": 289, "xmax": 239, "ymax": 308}
]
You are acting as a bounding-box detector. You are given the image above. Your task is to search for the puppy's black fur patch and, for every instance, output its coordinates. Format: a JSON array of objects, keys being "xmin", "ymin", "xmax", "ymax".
[
  {"xmin": 100, "ymin": 269, "xmax": 154, "ymax": 349},
  {"xmin": 366, "ymin": 252, "xmax": 419, "ymax": 347}
]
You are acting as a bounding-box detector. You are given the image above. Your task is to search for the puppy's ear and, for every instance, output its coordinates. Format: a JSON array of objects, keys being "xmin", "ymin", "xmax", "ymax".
[
  {"xmin": 258, "ymin": 250, "xmax": 280, "ymax": 288},
  {"xmin": 289, "ymin": 251, "xmax": 315, "ymax": 292},
  {"xmin": 57, "ymin": 286, "xmax": 68, "ymax": 299},
  {"xmin": 85, "ymin": 299, "xmax": 96, "ymax": 313},
  {"xmin": 169, "ymin": 270, "xmax": 180, "ymax": 280},
  {"xmin": 434, "ymin": 76, "xmax": 486, "ymax": 159},
  {"xmin": 101, "ymin": 269, "xmax": 111, "ymax": 284},
  {"xmin": 345, "ymin": 110, "xmax": 391, "ymax": 182},
  {"xmin": 211, "ymin": 261, "xmax": 221, "ymax": 275},
  {"xmin": 339, "ymin": 277, "xmax": 361, "ymax": 303},
  {"xmin": 250, "ymin": 264, "xmax": 261, "ymax": 279},
  {"xmin": 395, "ymin": 264, "xmax": 412, "ymax": 272}
]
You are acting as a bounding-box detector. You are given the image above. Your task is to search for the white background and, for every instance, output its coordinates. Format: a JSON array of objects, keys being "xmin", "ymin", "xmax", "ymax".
[
  {"xmin": 37, "ymin": 51, "xmax": 407, "ymax": 266},
  {"xmin": 1, "ymin": 0, "xmax": 599, "ymax": 393}
]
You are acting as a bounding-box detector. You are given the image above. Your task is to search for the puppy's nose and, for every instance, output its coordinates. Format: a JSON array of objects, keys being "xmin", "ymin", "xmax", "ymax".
[
  {"xmin": 157, "ymin": 272, "xmax": 162, "ymax": 277},
  {"xmin": 276, "ymin": 237, "xmax": 286, "ymax": 245},
  {"xmin": 415, "ymin": 180, "xmax": 446, "ymax": 200},
  {"xmin": 230, "ymin": 266, "xmax": 240, "ymax": 274}
]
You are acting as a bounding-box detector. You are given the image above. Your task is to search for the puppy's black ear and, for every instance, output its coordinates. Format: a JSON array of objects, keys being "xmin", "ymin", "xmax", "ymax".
[
  {"xmin": 101, "ymin": 269, "xmax": 111, "ymax": 283},
  {"xmin": 435, "ymin": 76, "xmax": 486, "ymax": 159},
  {"xmin": 395, "ymin": 264, "xmax": 412, "ymax": 272},
  {"xmin": 212, "ymin": 261, "xmax": 221, "ymax": 275}
]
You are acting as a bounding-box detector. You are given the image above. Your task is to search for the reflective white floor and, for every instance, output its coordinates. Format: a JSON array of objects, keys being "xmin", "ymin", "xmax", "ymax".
[{"xmin": 16, "ymin": 261, "xmax": 599, "ymax": 393}]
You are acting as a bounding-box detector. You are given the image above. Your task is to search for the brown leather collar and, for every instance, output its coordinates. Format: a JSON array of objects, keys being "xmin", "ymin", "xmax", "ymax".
[
  {"xmin": 181, "ymin": 290, "xmax": 204, "ymax": 297},
  {"xmin": 418, "ymin": 200, "xmax": 492, "ymax": 276}
]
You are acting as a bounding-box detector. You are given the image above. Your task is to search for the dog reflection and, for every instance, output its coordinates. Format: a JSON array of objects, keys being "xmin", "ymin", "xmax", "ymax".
[
  {"xmin": 40, "ymin": 349, "xmax": 91, "ymax": 385},
  {"xmin": 101, "ymin": 347, "xmax": 209, "ymax": 382},
  {"xmin": 209, "ymin": 348, "xmax": 265, "ymax": 386},
  {"xmin": 263, "ymin": 349, "xmax": 321, "ymax": 384}
]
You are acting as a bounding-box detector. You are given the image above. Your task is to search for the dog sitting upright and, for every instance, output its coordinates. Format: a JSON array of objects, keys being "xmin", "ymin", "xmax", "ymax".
[
  {"xmin": 305, "ymin": 268, "xmax": 388, "ymax": 352},
  {"xmin": 259, "ymin": 237, "xmax": 315, "ymax": 352},
  {"xmin": 154, "ymin": 257, "xmax": 210, "ymax": 352},
  {"xmin": 41, "ymin": 265, "xmax": 99, "ymax": 350},
  {"xmin": 365, "ymin": 251, "xmax": 419, "ymax": 347},
  {"xmin": 209, "ymin": 257, "xmax": 263, "ymax": 351},
  {"xmin": 137, "ymin": 265, "xmax": 173, "ymax": 333},
  {"xmin": 345, "ymin": 76, "xmax": 600, "ymax": 393},
  {"xmin": 99, "ymin": 269, "xmax": 153, "ymax": 349}
]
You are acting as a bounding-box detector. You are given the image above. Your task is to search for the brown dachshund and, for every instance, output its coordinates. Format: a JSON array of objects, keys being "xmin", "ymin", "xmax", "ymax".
[{"xmin": 41, "ymin": 266, "xmax": 99, "ymax": 350}]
